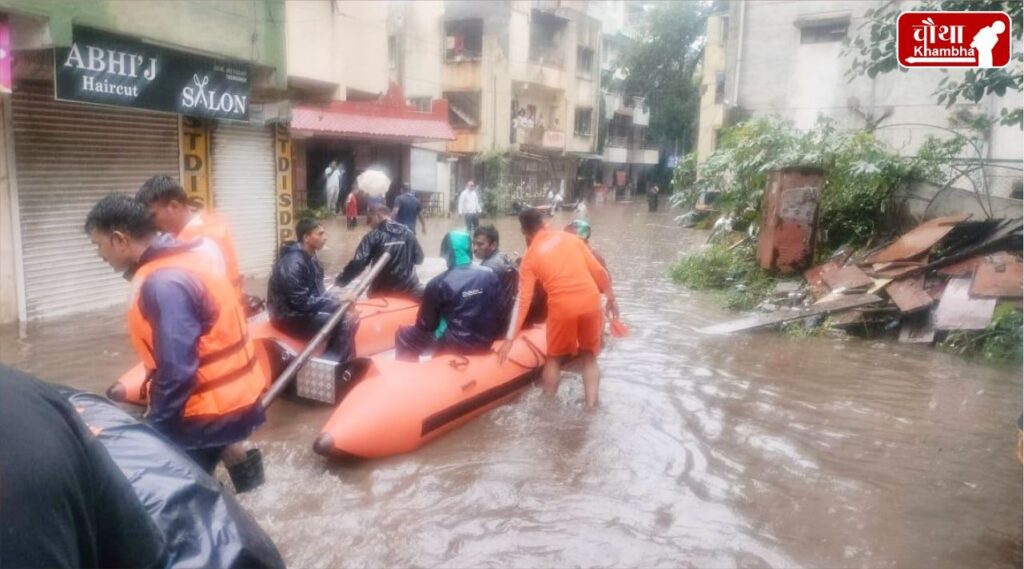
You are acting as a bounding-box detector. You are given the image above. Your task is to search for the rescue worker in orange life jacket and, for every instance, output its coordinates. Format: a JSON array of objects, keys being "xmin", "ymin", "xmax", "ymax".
[
  {"xmin": 136, "ymin": 175, "xmax": 245, "ymax": 303},
  {"xmin": 85, "ymin": 194, "xmax": 265, "ymax": 475}
]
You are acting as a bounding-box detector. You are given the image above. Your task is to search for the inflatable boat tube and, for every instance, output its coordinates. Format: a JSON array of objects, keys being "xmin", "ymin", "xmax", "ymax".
[
  {"xmin": 109, "ymin": 296, "xmax": 418, "ymax": 406},
  {"xmin": 313, "ymin": 327, "xmax": 548, "ymax": 460},
  {"xmin": 63, "ymin": 389, "xmax": 285, "ymax": 569}
]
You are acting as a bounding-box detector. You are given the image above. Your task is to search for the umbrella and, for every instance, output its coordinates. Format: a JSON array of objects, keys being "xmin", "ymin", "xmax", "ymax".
[{"xmin": 357, "ymin": 169, "xmax": 391, "ymax": 198}]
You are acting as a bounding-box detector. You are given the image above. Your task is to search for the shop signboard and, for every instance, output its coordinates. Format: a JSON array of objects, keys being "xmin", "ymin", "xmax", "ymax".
[{"xmin": 56, "ymin": 26, "xmax": 250, "ymax": 120}]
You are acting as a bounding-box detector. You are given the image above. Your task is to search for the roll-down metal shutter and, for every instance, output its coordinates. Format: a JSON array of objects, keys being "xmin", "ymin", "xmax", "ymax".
[
  {"xmin": 211, "ymin": 123, "xmax": 276, "ymax": 277},
  {"xmin": 12, "ymin": 82, "xmax": 179, "ymax": 319}
]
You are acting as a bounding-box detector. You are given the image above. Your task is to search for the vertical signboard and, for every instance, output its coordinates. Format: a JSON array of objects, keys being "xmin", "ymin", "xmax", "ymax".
[
  {"xmin": 0, "ymin": 16, "xmax": 10, "ymax": 94},
  {"xmin": 275, "ymin": 123, "xmax": 295, "ymax": 245},
  {"xmin": 179, "ymin": 117, "xmax": 211, "ymax": 209}
]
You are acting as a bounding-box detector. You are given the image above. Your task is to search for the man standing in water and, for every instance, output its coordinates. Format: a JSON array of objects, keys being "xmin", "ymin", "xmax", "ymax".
[
  {"xmin": 136, "ymin": 175, "xmax": 243, "ymax": 301},
  {"xmin": 324, "ymin": 159, "xmax": 343, "ymax": 215},
  {"xmin": 457, "ymin": 180, "xmax": 482, "ymax": 233},
  {"xmin": 84, "ymin": 194, "xmax": 265, "ymax": 476},
  {"xmin": 499, "ymin": 208, "xmax": 619, "ymax": 407}
]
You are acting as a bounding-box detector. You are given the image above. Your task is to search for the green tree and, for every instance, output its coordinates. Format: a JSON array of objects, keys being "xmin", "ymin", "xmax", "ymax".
[
  {"xmin": 845, "ymin": 0, "xmax": 1023, "ymax": 127},
  {"xmin": 615, "ymin": 1, "xmax": 709, "ymax": 153}
]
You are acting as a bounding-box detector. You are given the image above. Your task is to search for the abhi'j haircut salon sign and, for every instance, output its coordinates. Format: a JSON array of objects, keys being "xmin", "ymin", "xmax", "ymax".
[{"xmin": 56, "ymin": 26, "xmax": 250, "ymax": 120}]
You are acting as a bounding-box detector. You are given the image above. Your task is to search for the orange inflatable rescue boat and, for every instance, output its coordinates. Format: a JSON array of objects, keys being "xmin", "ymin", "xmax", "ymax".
[
  {"xmin": 108, "ymin": 297, "xmax": 419, "ymax": 405},
  {"xmin": 313, "ymin": 327, "xmax": 549, "ymax": 460}
]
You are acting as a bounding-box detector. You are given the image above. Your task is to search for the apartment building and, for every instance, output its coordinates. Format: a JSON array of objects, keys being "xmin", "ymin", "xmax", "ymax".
[
  {"xmin": 698, "ymin": 0, "xmax": 1022, "ymax": 206},
  {"xmin": 588, "ymin": 0, "xmax": 659, "ymax": 202},
  {"xmin": 442, "ymin": 0, "xmax": 602, "ymax": 208},
  {"xmin": 286, "ymin": 0, "xmax": 454, "ymax": 215}
]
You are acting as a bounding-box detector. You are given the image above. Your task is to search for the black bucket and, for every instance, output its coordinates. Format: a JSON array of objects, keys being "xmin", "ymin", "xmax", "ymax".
[{"xmin": 227, "ymin": 448, "xmax": 265, "ymax": 493}]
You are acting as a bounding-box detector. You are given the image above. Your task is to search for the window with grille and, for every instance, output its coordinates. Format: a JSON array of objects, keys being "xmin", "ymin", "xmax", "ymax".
[
  {"xmin": 576, "ymin": 47, "xmax": 594, "ymax": 78},
  {"xmin": 574, "ymin": 107, "xmax": 593, "ymax": 137},
  {"xmin": 799, "ymin": 22, "xmax": 848, "ymax": 44}
]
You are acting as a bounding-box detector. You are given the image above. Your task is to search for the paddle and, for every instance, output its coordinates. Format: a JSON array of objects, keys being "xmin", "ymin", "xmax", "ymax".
[{"xmin": 260, "ymin": 251, "xmax": 392, "ymax": 409}]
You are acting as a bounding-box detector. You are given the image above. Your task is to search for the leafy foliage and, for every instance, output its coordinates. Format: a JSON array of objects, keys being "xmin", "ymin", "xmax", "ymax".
[
  {"xmin": 295, "ymin": 207, "xmax": 331, "ymax": 220},
  {"xmin": 844, "ymin": 0, "xmax": 1024, "ymax": 127},
  {"xmin": 615, "ymin": 2, "xmax": 709, "ymax": 152},
  {"xmin": 941, "ymin": 304, "xmax": 1024, "ymax": 364},
  {"xmin": 671, "ymin": 117, "xmax": 957, "ymax": 251},
  {"xmin": 669, "ymin": 243, "xmax": 777, "ymax": 310}
]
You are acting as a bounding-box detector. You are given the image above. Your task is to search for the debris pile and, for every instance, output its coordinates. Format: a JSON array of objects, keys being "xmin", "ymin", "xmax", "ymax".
[{"xmin": 702, "ymin": 215, "xmax": 1023, "ymax": 347}]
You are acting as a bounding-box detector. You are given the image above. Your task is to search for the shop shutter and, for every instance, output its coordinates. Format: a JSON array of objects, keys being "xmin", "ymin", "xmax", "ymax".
[
  {"xmin": 12, "ymin": 82, "xmax": 179, "ymax": 320},
  {"xmin": 211, "ymin": 123, "xmax": 276, "ymax": 277}
]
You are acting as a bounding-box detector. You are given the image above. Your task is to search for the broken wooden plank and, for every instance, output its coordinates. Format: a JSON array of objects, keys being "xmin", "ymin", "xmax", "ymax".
[
  {"xmin": 915, "ymin": 218, "xmax": 1023, "ymax": 277},
  {"xmin": 821, "ymin": 264, "xmax": 874, "ymax": 292},
  {"xmin": 937, "ymin": 255, "xmax": 985, "ymax": 277},
  {"xmin": 885, "ymin": 275, "xmax": 933, "ymax": 313},
  {"xmin": 866, "ymin": 214, "xmax": 970, "ymax": 264},
  {"xmin": 699, "ymin": 293, "xmax": 883, "ymax": 335},
  {"xmin": 899, "ymin": 311, "xmax": 936, "ymax": 344},
  {"xmin": 933, "ymin": 276, "xmax": 997, "ymax": 331},
  {"xmin": 969, "ymin": 252, "xmax": 1023, "ymax": 298},
  {"xmin": 804, "ymin": 261, "xmax": 837, "ymax": 300}
]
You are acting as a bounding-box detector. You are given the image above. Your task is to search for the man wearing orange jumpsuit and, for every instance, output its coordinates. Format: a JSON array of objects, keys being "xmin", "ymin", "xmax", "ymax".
[{"xmin": 499, "ymin": 208, "xmax": 619, "ymax": 407}]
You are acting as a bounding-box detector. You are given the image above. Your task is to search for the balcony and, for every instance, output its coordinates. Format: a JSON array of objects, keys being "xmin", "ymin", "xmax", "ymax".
[
  {"xmin": 603, "ymin": 145, "xmax": 627, "ymax": 163},
  {"xmin": 513, "ymin": 127, "xmax": 565, "ymax": 152},
  {"xmin": 442, "ymin": 60, "xmax": 482, "ymax": 90},
  {"xmin": 628, "ymin": 147, "xmax": 659, "ymax": 165},
  {"xmin": 604, "ymin": 137, "xmax": 659, "ymax": 165},
  {"xmin": 448, "ymin": 130, "xmax": 482, "ymax": 154}
]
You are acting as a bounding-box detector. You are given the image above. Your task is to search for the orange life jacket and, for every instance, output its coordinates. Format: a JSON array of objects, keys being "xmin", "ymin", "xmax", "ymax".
[
  {"xmin": 179, "ymin": 212, "xmax": 243, "ymax": 298},
  {"xmin": 127, "ymin": 250, "xmax": 263, "ymax": 420}
]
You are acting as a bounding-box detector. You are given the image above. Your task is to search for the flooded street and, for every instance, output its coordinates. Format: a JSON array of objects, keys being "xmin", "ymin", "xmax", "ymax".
[{"xmin": 1, "ymin": 203, "xmax": 1020, "ymax": 568}]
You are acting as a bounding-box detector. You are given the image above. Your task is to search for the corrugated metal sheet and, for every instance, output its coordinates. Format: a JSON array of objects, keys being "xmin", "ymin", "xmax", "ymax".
[
  {"xmin": 291, "ymin": 106, "xmax": 455, "ymax": 142},
  {"xmin": 212, "ymin": 122, "xmax": 276, "ymax": 277},
  {"xmin": 12, "ymin": 82, "xmax": 179, "ymax": 319}
]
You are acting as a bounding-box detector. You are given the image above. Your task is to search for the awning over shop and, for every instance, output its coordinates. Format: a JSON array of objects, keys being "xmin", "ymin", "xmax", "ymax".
[{"xmin": 292, "ymin": 82, "xmax": 455, "ymax": 143}]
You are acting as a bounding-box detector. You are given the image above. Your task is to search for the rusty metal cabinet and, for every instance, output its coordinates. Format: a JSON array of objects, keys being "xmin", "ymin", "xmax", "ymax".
[{"xmin": 756, "ymin": 168, "xmax": 825, "ymax": 273}]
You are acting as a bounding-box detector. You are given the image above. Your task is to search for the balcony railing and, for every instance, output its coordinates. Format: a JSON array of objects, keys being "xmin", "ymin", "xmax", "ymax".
[
  {"xmin": 528, "ymin": 44, "xmax": 564, "ymax": 68},
  {"xmin": 513, "ymin": 127, "xmax": 565, "ymax": 149},
  {"xmin": 605, "ymin": 135, "xmax": 656, "ymax": 150}
]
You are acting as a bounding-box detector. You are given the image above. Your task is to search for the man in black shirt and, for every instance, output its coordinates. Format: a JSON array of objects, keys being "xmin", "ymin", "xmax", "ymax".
[
  {"xmin": 472, "ymin": 225, "xmax": 518, "ymax": 333},
  {"xmin": 0, "ymin": 364, "xmax": 165, "ymax": 569},
  {"xmin": 337, "ymin": 205, "xmax": 425, "ymax": 299},
  {"xmin": 391, "ymin": 184, "xmax": 426, "ymax": 235}
]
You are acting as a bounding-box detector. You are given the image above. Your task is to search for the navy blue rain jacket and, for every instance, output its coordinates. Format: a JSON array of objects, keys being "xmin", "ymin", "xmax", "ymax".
[
  {"xmin": 267, "ymin": 243, "xmax": 340, "ymax": 322},
  {"xmin": 336, "ymin": 220, "xmax": 424, "ymax": 297},
  {"xmin": 130, "ymin": 235, "xmax": 265, "ymax": 452},
  {"xmin": 418, "ymin": 266, "xmax": 503, "ymax": 353}
]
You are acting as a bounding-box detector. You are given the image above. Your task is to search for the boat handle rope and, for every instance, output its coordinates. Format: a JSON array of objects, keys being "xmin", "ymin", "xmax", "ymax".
[{"xmin": 505, "ymin": 334, "xmax": 545, "ymax": 369}]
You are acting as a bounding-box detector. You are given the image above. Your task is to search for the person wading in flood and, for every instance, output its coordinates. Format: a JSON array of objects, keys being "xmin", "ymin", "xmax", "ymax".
[
  {"xmin": 136, "ymin": 175, "xmax": 244, "ymax": 303},
  {"xmin": 499, "ymin": 208, "xmax": 619, "ymax": 407},
  {"xmin": 85, "ymin": 194, "xmax": 265, "ymax": 483},
  {"xmin": 457, "ymin": 180, "xmax": 482, "ymax": 233},
  {"xmin": 392, "ymin": 183, "xmax": 427, "ymax": 236}
]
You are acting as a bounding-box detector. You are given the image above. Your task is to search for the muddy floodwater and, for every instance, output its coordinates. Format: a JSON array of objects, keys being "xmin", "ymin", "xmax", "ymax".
[{"xmin": 1, "ymin": 203, "xmax": 1020, "ymax": 568}]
